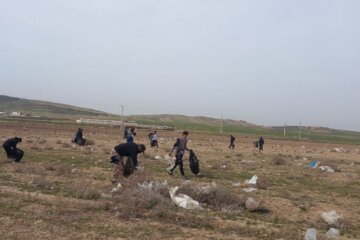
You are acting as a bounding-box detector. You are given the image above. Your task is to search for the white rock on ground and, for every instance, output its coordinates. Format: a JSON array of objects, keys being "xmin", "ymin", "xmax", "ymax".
[
  {"xmin": 304, "ymin": 228, "xmax": 317, "ymax": 240},
  {"xmin": 325, "ymin": 228, "xmax": 340, "ymax": 239},
  {"xmin": 322, "ymin": 211, "xmax": 342, "ymax": 225},
  {"xmin": 245, "ymin": 197, "xmax": 260, "ymax": 211}
]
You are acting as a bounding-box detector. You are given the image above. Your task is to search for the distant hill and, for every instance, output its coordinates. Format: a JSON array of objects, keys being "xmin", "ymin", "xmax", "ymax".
[{"xmin": 0, "ymin": 95, "xmax": 108, "ymax": 117}]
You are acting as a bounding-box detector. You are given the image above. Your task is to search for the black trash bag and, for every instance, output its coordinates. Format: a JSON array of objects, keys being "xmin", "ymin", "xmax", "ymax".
[
  {"xmin": 110, "ymin": 155, "xmax": 120, "ymax": 164},
  {"xmin": 123, "ymin": 157, "xmax": 135, "ymax": 177},
  {"xmin": 189, "ymin": 150, "xmax": 200, "ymax": 175},
  {"xmin": 11, "ymin": 149, "xmax": 24, "ymax": 162}
]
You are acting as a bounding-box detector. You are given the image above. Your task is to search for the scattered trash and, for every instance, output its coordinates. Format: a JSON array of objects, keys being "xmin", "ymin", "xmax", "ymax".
[
  {"xmin": 243, "ymin": 187, "xmax": 257, "ymax": 193},
  {"xmin": 154, "ymin": 156, "xmax": 162, "ymax": 160},
  {"xmin": 245, "ymin": 175, "xmax": 258, "ymax": 185},
  {"xmin": 245, "ymin": 197, "xmax": 260, "ymax": 211},
  {"xmin": 71, "ymin": 168, "xmax": 77, "ymax": 174},
  {"xmin": 221, "ymin": 165, "xmax": 227, "ymax": 169},
  {"xmin": 304, "ymin": 228, "xmax": 317, "ymax": 240},
  {"xmin": 325, "ymin": 228, "xmax": 340, "ymax": 239},
  {"xmin": 319, "ymin": 166, "xmax": 335, "ymax": 173},
  {"xmin": 110, "ymin": 183, "xmax": 122, "ymax": 193},
  {"xmin": 308, "ymin": 161, "xmax": 319, "ymax": 169},
  {"xmin": 232, "ymin": 182, "xmax": 242, "ymax": 187},
  {"xmin": 138, "ymin": 180, "xmax": 168, "ymax": 191},
  {"xmin": 322, "ymin": 211, "xmax": 341, "ymax": 225},
  {"xmin": 303, "ymin": 157, "xmax": 308, "ymax": 161},
  {"xmin": 169, "ymin": 186, "xmax": 203, "ymax": 210}
]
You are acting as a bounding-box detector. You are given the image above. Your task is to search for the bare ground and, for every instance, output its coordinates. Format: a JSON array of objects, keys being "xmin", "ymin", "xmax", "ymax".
[{"xmin": 0, "ymin": 122, "xmax": 359, "ymax": 240}]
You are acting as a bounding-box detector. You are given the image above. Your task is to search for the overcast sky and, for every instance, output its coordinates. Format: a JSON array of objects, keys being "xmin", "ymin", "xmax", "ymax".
[{"xmin": 0, "ymin": 1, "xmax": 359, "ymax": 130}]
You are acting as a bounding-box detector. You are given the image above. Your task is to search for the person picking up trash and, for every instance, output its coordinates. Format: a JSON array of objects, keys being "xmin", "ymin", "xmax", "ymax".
[
  {"xmin": 3, "ymin": 137, "xmax": 24, "ymax": 162},
  {"xmin": 229, "ymin": 135, "xmax": 235, "ymax": 149},
  {"xmin": 111, "ymin": 142, "xmax": 146, "ymax": 182},
  {"xmin": 72, "ymin": 128, "xmax": 86, "ymax": 146},
  {"xmin": 258, "ymin": 136, "xmax": 265, "ymax": 151},
  {"xmin": 168, "ymin": 131, "xmax": 191, "ymax": 179}
]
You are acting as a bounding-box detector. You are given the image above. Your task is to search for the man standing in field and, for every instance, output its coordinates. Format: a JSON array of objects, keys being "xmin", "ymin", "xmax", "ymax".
[
  {"xmin": 2, "ymin": 137, "xmax": 24, "ymax": 162},
  {"xmin": 229, "ymin": 135, "xmax": 235, "ymax": 149},
  {"xmin": 168, "ymin": 131, "xmax": 191, "ymax": 179},
  {"xmin": 258, "ymin": 136, "xmax": 265, "ymax": 151},
  {"xmin": 150, "ymin": 131, "xmax": 159, "ymax": 147}
]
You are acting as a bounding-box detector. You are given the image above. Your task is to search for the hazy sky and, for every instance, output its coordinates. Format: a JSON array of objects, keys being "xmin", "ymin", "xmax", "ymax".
[{"xmin": 1, "ymin": 1, "xmax": 359, "ymax": 130}]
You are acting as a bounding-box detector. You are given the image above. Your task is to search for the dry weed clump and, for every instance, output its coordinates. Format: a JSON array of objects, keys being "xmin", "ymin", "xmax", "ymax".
[
  {"xmin": 32, "ymin": 177, "xmax": 54, "ymax": 190},
  {"xmin": 67, "ymin": 181, "xmax": 101, "ymax": 200},
  {"xmin": 271, "ymin": 154, "xmax": 287, "ymax": 165},
  {"xmin": 84, "ymin": 139, "xmax": 95, "ymax": 146},
  {"xmin": 30, "ymin": 145, "xmax": 41, "ymax": 150},
  {"xmin": 62, "ymin": 143, "xmax": 71, "ymax": 148},
  {"xmin": 112, "ymin": 183, "xmax": 215, "ymax": 229},
  {"xmin": 177, "ymin": 184, "xmax": 245, "ymax": 213}
]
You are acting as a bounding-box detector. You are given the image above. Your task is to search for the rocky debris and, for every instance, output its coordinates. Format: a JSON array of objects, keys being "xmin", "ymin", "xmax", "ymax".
[
  {"xmin": 325, "ymin": 228, "xmax": 340, "ymax": 240},
  {"xmin": 245, "ymin": 197, "xmax": 260, "ymax": 211},
  {"xmin": 322, "ymin": 211, "xmax": 342, "ymax": 225},
  {"xmin": 304, "ymin": 228, "xmax": 317, "ymax": 240}
]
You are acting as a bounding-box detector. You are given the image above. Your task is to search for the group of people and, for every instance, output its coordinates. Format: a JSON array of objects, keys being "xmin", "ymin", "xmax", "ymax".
[
  {"xmin": 2, "ymin": 126, "xmax": 265, "ymax": 184},
  {"xmin": 228, "ymin": 135, "xmax": 265, "ymax": 151}
]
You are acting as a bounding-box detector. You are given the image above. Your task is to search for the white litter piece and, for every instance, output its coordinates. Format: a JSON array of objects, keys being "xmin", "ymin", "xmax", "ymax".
[
  {"xmin": 169, "ymin": 186, "xmax": 203, "ymax": 210},
  {"xmin": 245, "ymin": 175, "xmax": 258, "ymax": 185},
  {"xmin": 71, "ymin": 168, "xmax": 77, "ymax": 174},
  {"xmin": 138, "ymin": 180, "xmax": 168, "ymax": 191},
  {"xmin": 325, "ymin": 228, "xmax": 340, "ymax": 239},
  {"xmin": 154, "ymin": 155, "xmax": 162, "ymax": 160},
  {"xmin": 243, "ymin": 187, "xmax": 257, "ymax": 193},
  {"xmin": 110, "ymin": 183, "xmax": 122, "ymax": 193},
  {"xmin": 221, "ymin": 165, "xmax": 227, "ymax": 169},
  {"xmin": 303, "ymin": 157, "xmax": 308, "ymax": 161},
  {"xmin": 305, "ymin": 228, "xmax": 317, "ymax": 240},
  {"xmin": 232, "ymin": 182, "xmax": 242, "ymax": 187},
  {"xmin": 322, "ymin": 211, "xmax": 342, "ymax": 225},
  {"xmin": 245, "ymin": 197, "xmax": 260, "ymax": 211},
  {"xmin": 319, "ymin": 166, "xmax": 335, "ymax": 173}
]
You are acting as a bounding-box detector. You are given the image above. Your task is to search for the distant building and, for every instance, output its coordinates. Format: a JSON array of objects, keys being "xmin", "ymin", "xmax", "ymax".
[{"xmin": 11, "ymin": 112, "xmax": 21, "ymax": 116}]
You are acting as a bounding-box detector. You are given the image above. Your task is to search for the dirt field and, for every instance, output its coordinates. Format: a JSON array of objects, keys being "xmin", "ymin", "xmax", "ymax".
[{"xmin": 1, "ymin": 122, "xmax": 359, "ymax": 240}]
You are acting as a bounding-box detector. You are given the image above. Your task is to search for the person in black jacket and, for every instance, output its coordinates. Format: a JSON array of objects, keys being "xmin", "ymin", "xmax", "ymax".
[
  {"xmin": 229, "ymin": 135, "xmax": 235, "ymax": 149},
  {"xmin": 3, "ymin": 137, "xmax": 24, "ymax": 162},
  {"xmin": 111, "ymin": 143, "xmax": 146, "ymax": 181},
  {"xmin": 258, "ymin": 136, "xmax": 265, "ymax": 151},
  {"xmin": 72, "ymin": 128, "xmax": 86, "ymax": 146}
]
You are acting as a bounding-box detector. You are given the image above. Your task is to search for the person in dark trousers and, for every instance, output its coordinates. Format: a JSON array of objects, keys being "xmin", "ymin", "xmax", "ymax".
[
  {"xmin": 126, "ymin": 128, "xmax": 136, "ymax": 143},
  {"xmin": 258, "ymin": 136, "xmax": 265, "ymax": 151},
  {"xmin": 168, "ymin": 131, "xmax": 191, "ymax": 179},
  {"xmin": 229, "ymin": 135, "xmax": 235, "ymax": 149},
  {"xmin": 111, "ymin": 143, "xmax": 146, "ymax": 182},
  {"xmin": 3, "ymin": 137, "xmax": 24, "ymax": 162},
  {"xmin": 151, "ymin": 131, "xmax": 159, "ymax": 147},
  {"xmin": 114, "ymin": 142, "xmax": 146, "ymax": 169},
  {"xmin": 72, "ymin": 128, "xmax": 86, "ymax": 146}
]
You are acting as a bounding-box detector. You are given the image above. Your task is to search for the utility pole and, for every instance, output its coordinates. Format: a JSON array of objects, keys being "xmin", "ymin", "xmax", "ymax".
[
  {"xmin": 220, "ymin": 115, "xmax": 223, "ymax": 133},
  {"xmin": 298, "ymin": 122, "xmax": 302, "ymax": 139},
  {"xmin": 119, "ymin": 105, "xmax": 124, "ymax": 123},
  {"xmin": 284, "ymin": 123, "xmax": 287, "ymax": 136}
]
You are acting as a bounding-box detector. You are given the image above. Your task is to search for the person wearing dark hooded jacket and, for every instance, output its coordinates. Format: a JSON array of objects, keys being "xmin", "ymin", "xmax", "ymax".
[
  {"xmin": 3, "ymin": 137, "xmax": 24, "ymax": 162},
  {"xmin": 258, "ymin": 136, "xmax": 265, "ymax": 151},
  {"xmin": 229, "ymin": 135, "xmax": 235, "ymax": 149},
  {"xmin": 168, "ymin": 131, "xmax": 191, "ymax": 179},
  {"xmin": 72, "ymin": 128, "xmax": 86, "ymax": 146}
]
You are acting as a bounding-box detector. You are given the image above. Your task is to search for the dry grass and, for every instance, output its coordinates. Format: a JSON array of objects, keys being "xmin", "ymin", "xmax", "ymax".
[
  {"xmin": 84, "ymin": 139, "xmax": 95, "ymax": 146},
  {"xmin": 271, "ymin": 154, "xmax": 287, "ymax": 165}
]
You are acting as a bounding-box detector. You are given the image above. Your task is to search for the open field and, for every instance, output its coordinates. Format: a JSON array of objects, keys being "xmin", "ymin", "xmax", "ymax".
[{"xmin": 1, "ymin": 121, "xmax": 360, "ymax": 239}]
